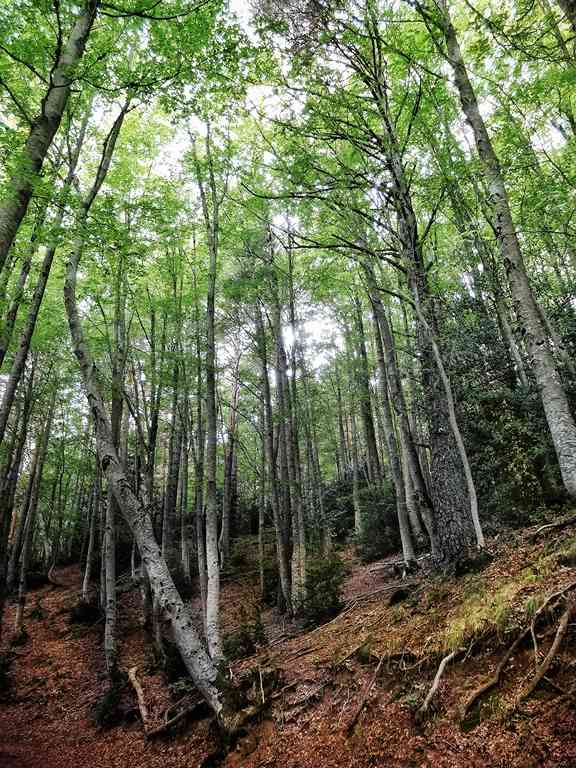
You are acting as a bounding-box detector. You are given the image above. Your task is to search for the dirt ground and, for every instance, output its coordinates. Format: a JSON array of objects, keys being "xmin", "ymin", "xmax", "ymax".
[{"xmin": 2, "ymin": 528, "xmax": 576, "ymax": 768}]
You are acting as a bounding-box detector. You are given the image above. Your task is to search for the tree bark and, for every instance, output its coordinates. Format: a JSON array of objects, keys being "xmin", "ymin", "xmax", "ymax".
[
  {"xmin": 434, "ymin": 0, "xmax": 576, "ymax": 498},
  {"xmin": 0, "ymin": 0, "xmax": 98, "ymax": 269}
]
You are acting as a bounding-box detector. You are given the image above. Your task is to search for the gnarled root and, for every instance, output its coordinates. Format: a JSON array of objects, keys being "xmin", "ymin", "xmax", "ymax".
[
  {"xmin": 516, "ymin": 596, "xmax": 573, "ymax": 704},
  {"xmin": 460, "ymin": 580, "xmax": 576, "ymax": 722}
]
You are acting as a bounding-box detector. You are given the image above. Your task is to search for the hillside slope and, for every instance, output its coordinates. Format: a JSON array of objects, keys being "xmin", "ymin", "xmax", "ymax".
[{"xmin": 2, "ymin": 521, "xmax": 576, "ymax": 768}]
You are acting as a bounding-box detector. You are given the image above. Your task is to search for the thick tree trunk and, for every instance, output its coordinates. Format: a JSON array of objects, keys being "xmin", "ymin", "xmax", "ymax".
[{"xmin": 0, "ymin": 0, "xmax": 98, "ymax": 269}]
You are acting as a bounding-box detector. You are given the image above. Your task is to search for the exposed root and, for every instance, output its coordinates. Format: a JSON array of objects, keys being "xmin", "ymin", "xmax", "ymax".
[
  {"xmin": 416, "ymin": 648, "xmax": 461, "ymax": 722},
  {"xmin": 516, "ymin": 597, "xmax": 573, "ymax": 704},
  {"xmin": 531, "ymin": 515, "xmax": 576, "ymax": 540},
  {"xmin": 459, "ymin": 580, "xmax": 576, "ymax": 722}
]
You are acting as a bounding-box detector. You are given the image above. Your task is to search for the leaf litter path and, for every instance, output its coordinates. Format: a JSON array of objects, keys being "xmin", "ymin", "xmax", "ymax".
[{"xmin": 0, "ymin": 567, "xmax": 217, "ymax": 768}]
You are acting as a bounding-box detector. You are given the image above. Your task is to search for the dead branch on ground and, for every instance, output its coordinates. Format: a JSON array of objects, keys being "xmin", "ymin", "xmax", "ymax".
[
  {"xmin": 416, "ymin": 648, "xmax": 462, "ymax": 721},
  {"xmin": 345, "ymin": 653, "xmax": 385, "ymax": 735}
]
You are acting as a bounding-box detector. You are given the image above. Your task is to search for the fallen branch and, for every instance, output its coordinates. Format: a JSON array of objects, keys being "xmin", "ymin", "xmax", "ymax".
[
  {"xmin": 345, "ymin": 580, "xmax": 419, "ymax": 606},
  {"xmin": 460, "ymin": 580, "xmax": 576, "ymax": 721},
  {"xmin": 128, "ymin": 666, "xmax": 150, "ymax": 731},
  {"xmin": 517, "ymin": 597, "xmax": 573, "ymax": 703},
  {"xmin": 345, "ymin": 653, "xmax": 385, "ymax": 735},
  {"xmin": 146, "ymin": 701, "xmax": 204, "ymax": 738},
  {"xmin": 416, "ymin": 648, "xmax": 461, "ymax": 721},
  {"xmin": 532, "ymin": 515, "xmax": 576, "ymax": 540}
]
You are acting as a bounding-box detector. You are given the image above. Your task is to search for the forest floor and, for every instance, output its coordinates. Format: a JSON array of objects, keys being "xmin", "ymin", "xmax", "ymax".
[{"xmin": 2, "ymin": 518, "xmax": 576, "ymax": 768}]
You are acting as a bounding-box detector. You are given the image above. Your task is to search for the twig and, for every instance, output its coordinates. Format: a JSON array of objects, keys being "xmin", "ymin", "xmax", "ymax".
[
  {"xmin": 345, "ymin": 653, "xmax": 385, "ymax": 735},
  {"xmin": 416, "ymin": 648, "xmax": 461, "ymax": 721},
  {"xmin": 517, "ymin": 598, "xmax": 573, "ymax": 703},
  {"xmin": 146, "ymin": 702, "xmax": 204, "ymax": 737}
]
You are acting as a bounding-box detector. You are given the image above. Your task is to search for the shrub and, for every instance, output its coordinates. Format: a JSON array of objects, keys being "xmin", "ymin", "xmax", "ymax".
[
  {"xmin": 302, "ymin": 554, "xmax": 347, "ymax": 627},
  {"xmin": 91, "ymin": 670, "xmax": 127, "ymax": 728},
  {"xmin": 69, "ymin": 599, "xmax": 102, "ymax": 625},
  {"xmin": 261, "ymin": 558, "xmax": 279, "ymax": 607},
  {"xmin": 0, "ymin": 652, "xmax": 15, "ymax": 693},
  {"xmin": 355, "ymin": 483, "xmax": 401, "ymax": 562},
  {"xmin": 223, "ymin": 606, "xmax": 266, "ymax": 661}
]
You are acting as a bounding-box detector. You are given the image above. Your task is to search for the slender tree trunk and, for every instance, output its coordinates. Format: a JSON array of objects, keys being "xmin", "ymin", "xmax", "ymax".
[
  {"xmin": 219, "ymin": 355, "xmax": 241, "ymax": 568},
  {"xmin": 0, "ymin": 0, "xmax": 98, "ymax": 269},
  {"xmin": 0, "ymin": 110, "xmax": 90, "ymax": 448},
  {"xmin": 352, "ymin": 296, "xmax": 382, "ymax": 485},
  {"xmin": 81, "ymin": 479, "xmax": 98, "ymax": 602},
  {"xmin": 195, "ymin": 128, "xmax": 222, "ymax": 661},
  {"xmin": 350, "ymin": 413, "xmax": 364, "ymax": 539},
  {"xmin": 63, "ymin": 107, "xmax": 228, "ymax": 721},
  {"xmin": 14, "ymin": 391, "xmax": 55, "ymax": 635},
  {"xmin": 363, "ymin": 262, "xmax": 435, "ymax": 545},
  {"xmin": 370, "ymin": 307, "xmax": 415, "ymax": 564},
  {"xmin": 256, "ymin": 304, "xmax": 292, "ymax": 613},
  {"xmin": 162, "ymin": 357, "xmax": 182, "ymax": 577}
]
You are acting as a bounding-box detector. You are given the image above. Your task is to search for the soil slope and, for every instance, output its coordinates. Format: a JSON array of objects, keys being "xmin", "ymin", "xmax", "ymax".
[{"xmin": 2, "ymin": 522, "xmax": 576, "ymax": 768}]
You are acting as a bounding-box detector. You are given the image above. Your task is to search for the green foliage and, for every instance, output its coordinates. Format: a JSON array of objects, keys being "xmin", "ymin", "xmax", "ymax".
[
  {"xmin": 302, "ymin": 554, "xmax": 347, "ymax": 628},
  {"xmin": 355, "ymin": 483, "xmax": 402, "ymax": 563},
  {"xmin": 223, "ymin": 606, "xmax": 267, "ymax": 660}
]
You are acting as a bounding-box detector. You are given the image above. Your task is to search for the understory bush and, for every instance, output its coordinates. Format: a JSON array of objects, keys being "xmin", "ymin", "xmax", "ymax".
[
  {"xmin": 302, "ymin": 553, "xmax": 347, "ymax": 627},
  {"xmin": 355, "ymin": 483, "xmax": 401, "ymax": 562},
  {"xmin": 223, "ymin": 605, "xmax": 266, "ymax": 660}
]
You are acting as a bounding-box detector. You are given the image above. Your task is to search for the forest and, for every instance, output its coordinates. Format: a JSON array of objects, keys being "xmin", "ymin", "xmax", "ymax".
[{"xmin": 1, "ymin": 0, "xmax": 576, "ymax": 765}]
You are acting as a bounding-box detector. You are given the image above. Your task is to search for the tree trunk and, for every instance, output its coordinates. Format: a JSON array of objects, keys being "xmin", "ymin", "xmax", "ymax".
[
  {"xmin": 256, "ymin": 304, "xmax": 292, "ymax": 613},
  {"xmin": 370, "ymin": 306, "xmax": 415, "ymax": 564},
  {"xmin": 0, "ymin": 109, "xmax": 90, "ymax": 448},
  {"xmin": 14, "ymin": 391, "xmax": 55, "ymax": 635},
  {"xmin": 352, "ymin": 296, "xmax": 382, "ymax": 485},
  {"xmin": 436, "ymin": 0, "xmax": 576, "ymax": 498},
  {"xmin": 0, "ymin": 0, "xmax": 98, "ymax": 269},
  {"xmin": 63, "ymin": 108, "xmax": 227, "ymax": 720}
]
